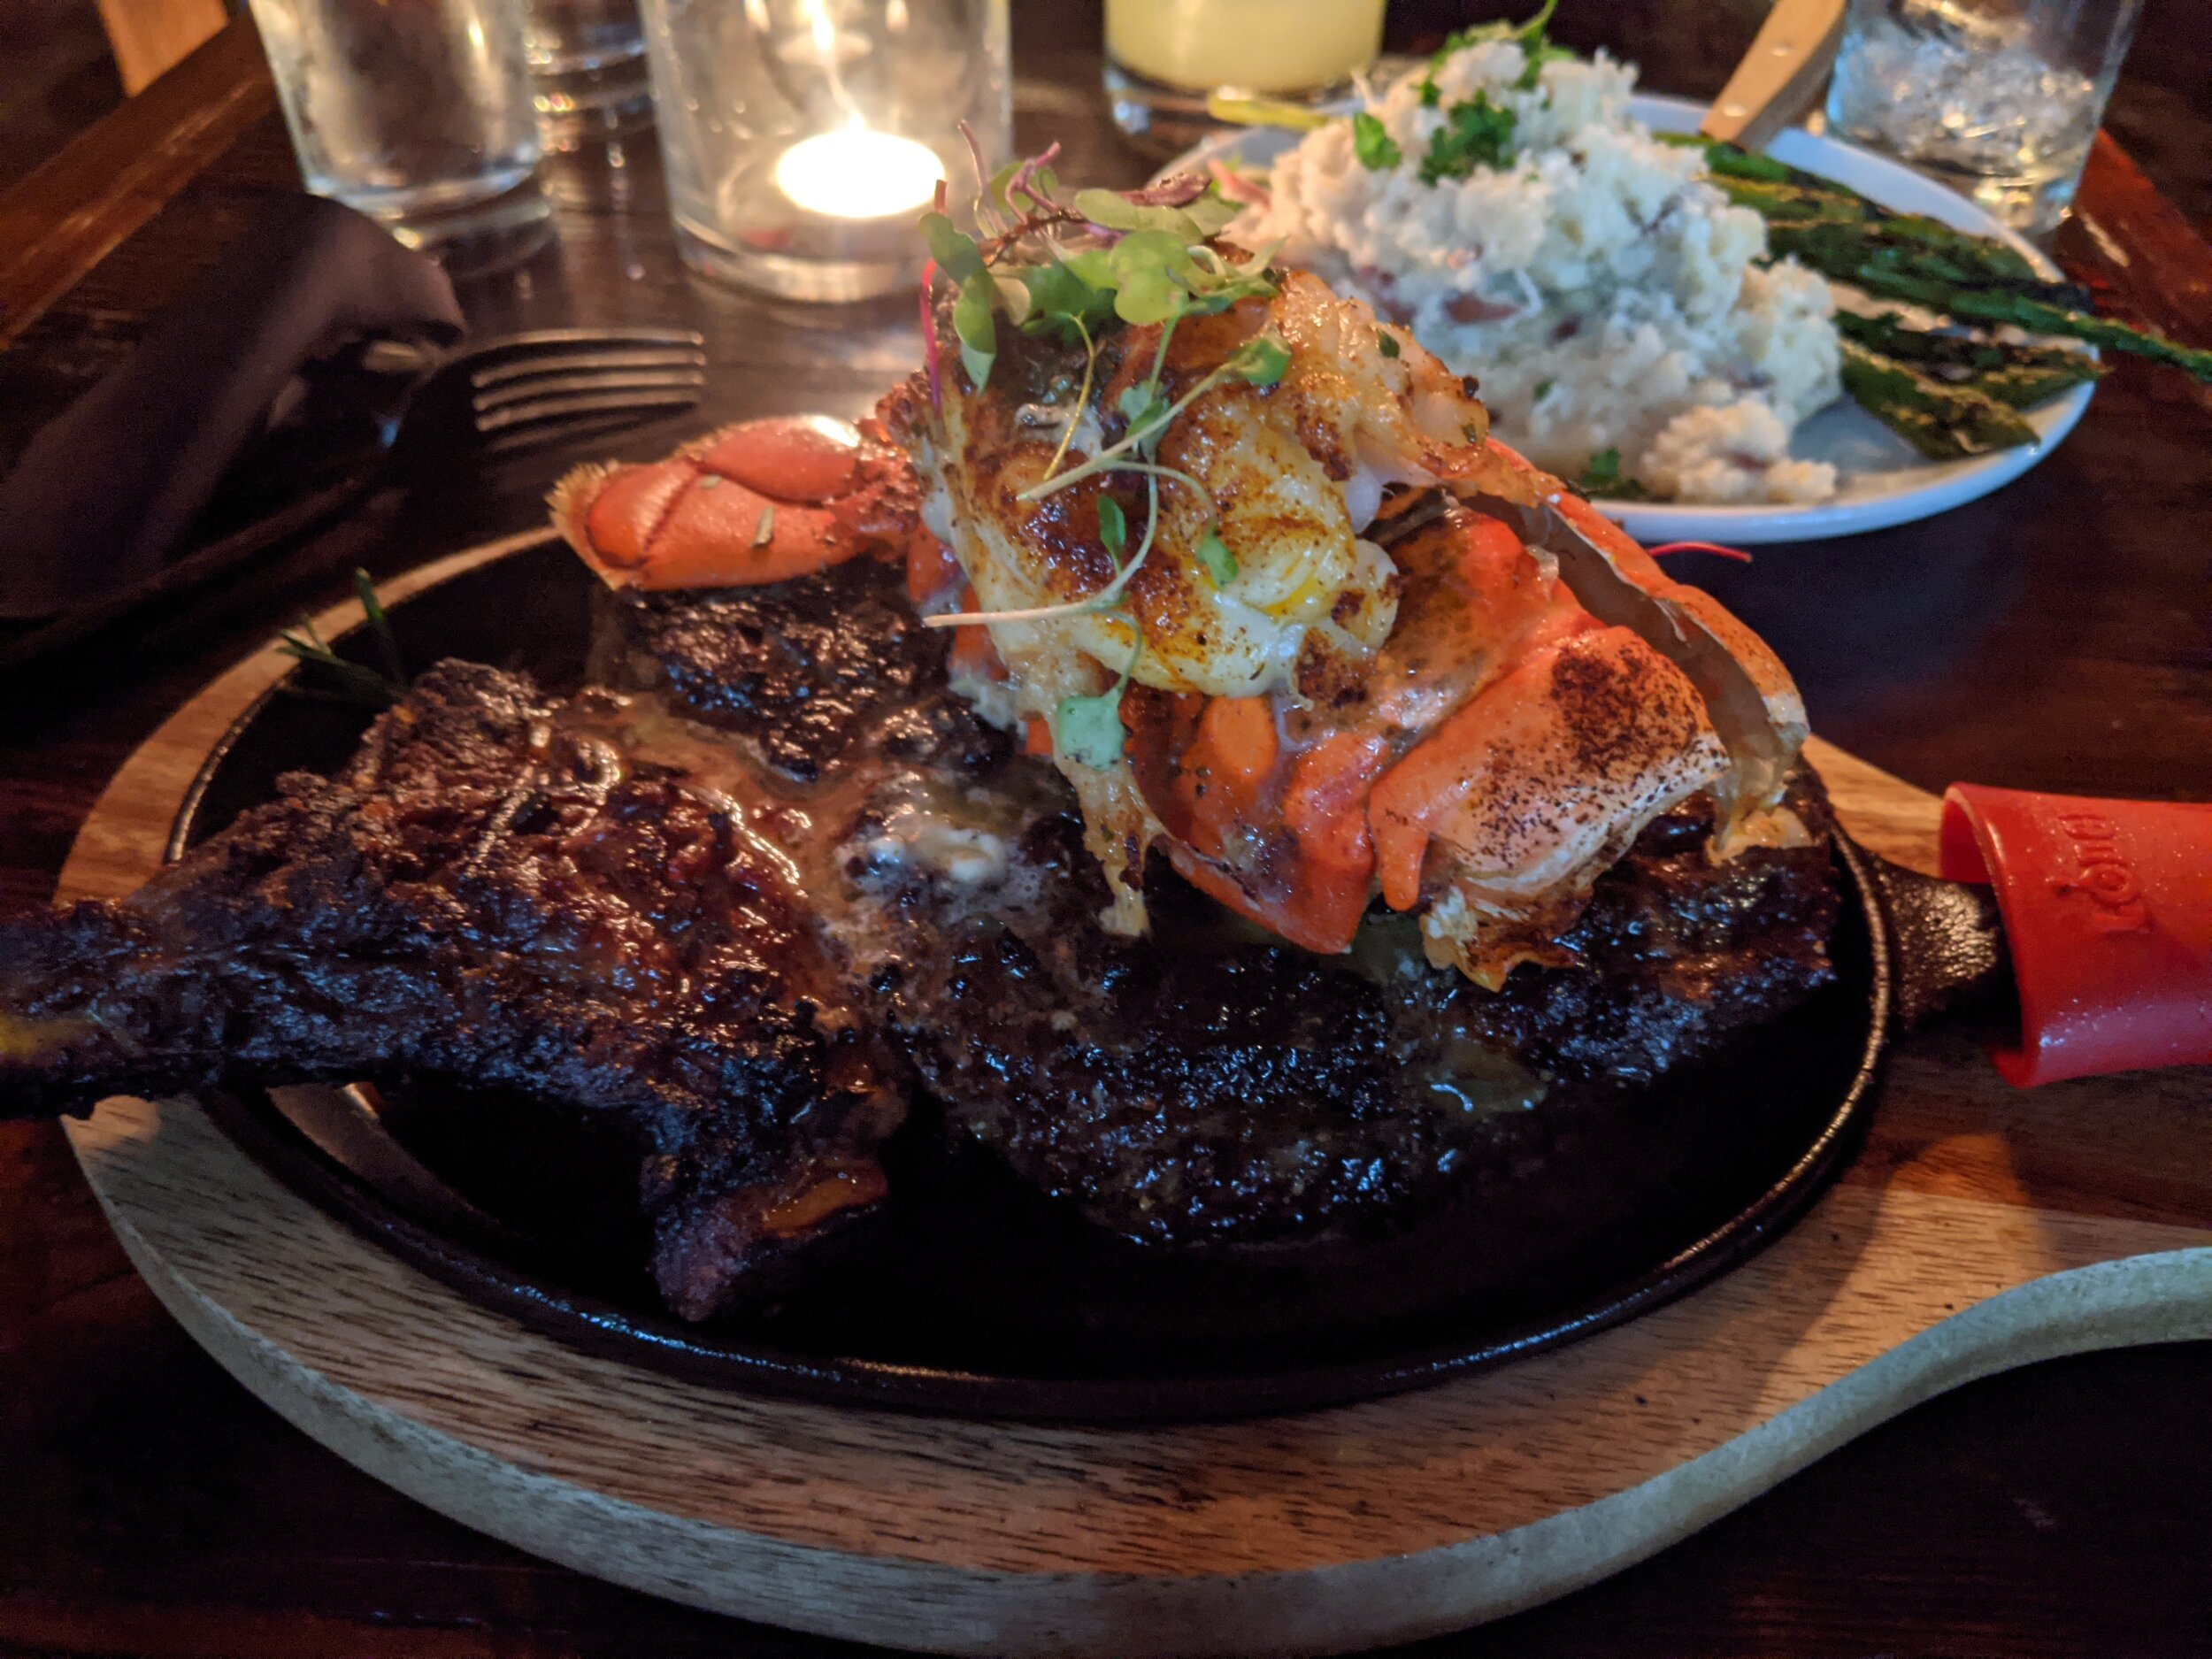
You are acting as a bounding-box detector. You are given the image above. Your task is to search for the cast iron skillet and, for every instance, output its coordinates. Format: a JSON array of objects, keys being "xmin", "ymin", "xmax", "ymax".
[{"xmin": 164, "ymin": 542, "xmax": 2036, "ymax": 1424}]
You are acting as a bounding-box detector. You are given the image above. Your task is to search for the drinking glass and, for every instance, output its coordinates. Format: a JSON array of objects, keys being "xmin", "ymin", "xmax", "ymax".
[
  {"xmin": 524, "ymin": 0, "xmax": 655, "ymax": 150},
  {"xmin": 636, "ymin": 0, "xmax": 1011, "ymax": 303},
  {"xmin": 248, "ymin": 0, "xmax": 551, "ymax": 253},
  {"xmin": 1824, "ymin": 0, "xmax": 2144, "ymax": 234},
  {"xmin": 1103, "ymin": 0, "xmax": 1386, "ymax": 158}
]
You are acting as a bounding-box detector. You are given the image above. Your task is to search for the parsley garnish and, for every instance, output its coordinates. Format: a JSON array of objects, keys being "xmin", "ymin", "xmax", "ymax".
[
  {"xmin": 1429, "ymin": 0, "xmax": 1559, "ymax": 66},
  {"xmin": 1515, "ymin": 36, "xmax": 1575, "ymax": 88},
  {"xmin": 1353, "ymin": 111, "xmax": 1402, "ymax": 171},
  {"xmin": 1418, "ymin": 77, "xmax": 1441, "ymax": 108},
  {"xmin": 1377, "ymin": 328, "xmax": 1402, "ymax": 359},
  {"xmin": 1580, "ymin": 447, "xmax": 1650, "ymax": 498},
  {"xmin": 1420, "ymin": 93, "xmax": 1517, "ymax": 183}
]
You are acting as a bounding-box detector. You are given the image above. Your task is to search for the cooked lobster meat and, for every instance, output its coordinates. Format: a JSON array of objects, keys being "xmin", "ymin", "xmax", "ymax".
[{"xmin": 879, "ymin": 180, "xmax": 1809, "ymax": 987}]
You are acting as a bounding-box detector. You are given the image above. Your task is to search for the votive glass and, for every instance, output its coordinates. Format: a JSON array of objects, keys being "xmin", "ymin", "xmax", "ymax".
[
  {"xmin": 1825, "ymin": 0, "xmax": 2145, "ymax": 234},
  {"xmin": 248, "ymin": 0, "xmax": 552, "ymax": 254},
  {"xmin": 636, "ymin": 0, "xmax": 1011, "ymax": 303},
  {"xmin": 524, "ymin": 0, "xmax": 656, "ymax": 150},
  {"xmin": 1103, "ymin": 0, "xmax": 1386, "ymax": 158}
]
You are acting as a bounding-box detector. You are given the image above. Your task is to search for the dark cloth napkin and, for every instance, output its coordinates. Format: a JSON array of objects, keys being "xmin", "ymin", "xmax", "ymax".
[{"xmin": 0, "ymin": 195, "xmax": 464, "ymax": 621}]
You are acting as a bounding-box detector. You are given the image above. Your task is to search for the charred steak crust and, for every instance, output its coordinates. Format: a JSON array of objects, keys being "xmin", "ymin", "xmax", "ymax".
[
  {"xmin": 0, "ymin": 660, "xmax": 905, "ymax": 1321},
  {"xmin": 872, "ymin": 776, "xmax": 1839, "ymax": 1251},
  {"xmin": 587, "ymin": 549, "xmax": 1001, "ymax": 785},
  {"xmin": 0, "ymin": 550, "xmax": 1842, "ymax": 1324}
]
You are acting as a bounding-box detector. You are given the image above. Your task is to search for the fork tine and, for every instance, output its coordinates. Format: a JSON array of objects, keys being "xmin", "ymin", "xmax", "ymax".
[
  {"xmin": 480, "ymin": 409, "xmax": 671, "ymax": 458},
  {"xmin": 473, "ymin": 387, "xmax": 704, "ymax": 435},
  {"xmin": 473, "ymin": 367, "xmax": 706, "ymax": 412},
  {"xmin": 459, "ymin": 326, "xmax": 706, "ymax": 357},
  {"xmin": 471, "ymin": 349, "xmax": 707, "ymax": 389}
]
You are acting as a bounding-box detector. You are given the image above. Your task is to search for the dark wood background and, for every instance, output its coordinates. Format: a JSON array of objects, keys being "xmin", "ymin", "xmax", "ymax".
[{"xmin": 4, "ymin": 4, "xmax": 2211, "ymax": 1655}]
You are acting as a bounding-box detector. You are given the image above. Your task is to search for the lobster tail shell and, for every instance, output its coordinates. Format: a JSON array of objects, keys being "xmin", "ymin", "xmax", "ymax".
[{"xmin": 549, "ymin": 415, "xmax": 926, "ymax": 592}]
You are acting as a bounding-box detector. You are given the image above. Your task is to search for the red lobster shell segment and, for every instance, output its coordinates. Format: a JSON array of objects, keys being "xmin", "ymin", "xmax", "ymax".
[{"xmin": 549, "ymin": 415, "xmax": 927, "ymax": 591}]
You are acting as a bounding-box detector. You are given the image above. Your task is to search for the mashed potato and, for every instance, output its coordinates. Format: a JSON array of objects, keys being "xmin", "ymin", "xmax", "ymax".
[{"xmin": 1232, "ymin": 39, "xmax": 1843, "ymax": 504}]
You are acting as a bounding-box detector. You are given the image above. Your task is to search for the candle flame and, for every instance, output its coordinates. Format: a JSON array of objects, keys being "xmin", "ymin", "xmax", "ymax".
[{"xmin": 775, "ymin": 129, "xmax": 946, "ymax": 220}]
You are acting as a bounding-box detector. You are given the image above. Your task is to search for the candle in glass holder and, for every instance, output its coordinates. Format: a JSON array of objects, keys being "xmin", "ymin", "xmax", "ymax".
[
  {"xmin": 773, "ymin": 127, "xmax": 946, "ymax": 219},
  {"xmin": 637, "ymin": 0, "xmax": 1009, "ymax": 303},
  {"xmin": 1103, "ymin": 0, "xmax": 1385, "ymax": 157}
]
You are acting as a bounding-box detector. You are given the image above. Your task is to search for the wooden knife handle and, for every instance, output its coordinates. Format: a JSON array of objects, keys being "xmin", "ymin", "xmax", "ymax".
[{"xmin": 1699, "ymin": 0, "xmax": 1849, "ymax": 151}]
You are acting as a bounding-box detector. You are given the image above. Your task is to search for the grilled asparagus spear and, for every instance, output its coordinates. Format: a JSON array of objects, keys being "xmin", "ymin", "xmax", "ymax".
[
  {"xmin": 1671, "ymin": 136, "xmax": 2212, "ymax": 383},
  {"xmin": 1833, "ymin": 311, "xmax": 2104, "ymax": 407},
  {"xmin": 1839, "ymin": 340, "xmax": 2039, "ymax": 460}
]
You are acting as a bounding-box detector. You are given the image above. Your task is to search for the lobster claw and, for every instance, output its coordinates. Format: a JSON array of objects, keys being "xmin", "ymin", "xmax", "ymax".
[{"xmin": 549, "ymin": 414, "xmax": 924, "ymax": 591}]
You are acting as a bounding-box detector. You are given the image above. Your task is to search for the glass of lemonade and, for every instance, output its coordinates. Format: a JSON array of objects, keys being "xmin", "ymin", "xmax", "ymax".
[
  {"xmin": 249, "ymin": 0, "xmax": 550, "ymax": 257},
  {"xmin": 1103, "ymin": 0, "xmax": 1386, "ymax": 157},
  {"xmin": 1824, "ymin": 0, "xmax": 2144, "ymax": 234}
]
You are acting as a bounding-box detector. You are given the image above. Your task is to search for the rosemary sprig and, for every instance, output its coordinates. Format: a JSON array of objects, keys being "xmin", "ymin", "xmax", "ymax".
[{"xmin": 275, "ymin": 568, "xmax": 409, "ymax": 708}]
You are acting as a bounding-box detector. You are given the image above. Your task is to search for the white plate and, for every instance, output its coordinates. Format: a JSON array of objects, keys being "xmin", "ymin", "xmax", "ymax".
[{"xmin": 1170, "ymin": 95, "xmax": 2095, "ymax": 546}]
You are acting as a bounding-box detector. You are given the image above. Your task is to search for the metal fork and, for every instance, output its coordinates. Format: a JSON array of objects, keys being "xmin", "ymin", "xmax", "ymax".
[{"xmin": 368, "ymin": 327, "xmax": 709, "ymax": 464}]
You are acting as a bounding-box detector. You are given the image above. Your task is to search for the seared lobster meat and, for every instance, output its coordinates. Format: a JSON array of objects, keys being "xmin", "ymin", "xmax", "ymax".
[{"xmin": 880, "ymin": 253, "xmax": 1809, "ymax": 984}]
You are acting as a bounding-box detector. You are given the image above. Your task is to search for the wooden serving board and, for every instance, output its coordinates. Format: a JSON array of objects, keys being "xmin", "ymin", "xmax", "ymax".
[{"xmin": 54, "ymin": 541, "xmax": 2212, "ymax": 1657}]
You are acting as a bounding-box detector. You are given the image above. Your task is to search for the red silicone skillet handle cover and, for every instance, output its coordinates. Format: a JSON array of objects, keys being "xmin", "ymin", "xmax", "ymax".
[{"xmin": 1939, "ymin": 784, "xmax": 2212, "ymax": 1087}]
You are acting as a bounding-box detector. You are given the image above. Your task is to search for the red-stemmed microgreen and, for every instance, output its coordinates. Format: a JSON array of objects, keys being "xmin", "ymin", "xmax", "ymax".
[
  {"xmin": 1010, "ymin": 337, "xmax": 1289, "ymax": 504},
  {"xmin": 916, "ymin": 142, "xmax": 1296, "ymax": 762}
]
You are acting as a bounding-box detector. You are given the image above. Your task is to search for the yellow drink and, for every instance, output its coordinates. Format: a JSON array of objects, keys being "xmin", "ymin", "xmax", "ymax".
[{"xmin": 1105, "ymin": 0, "xmax": 1386, "ymax": 95}]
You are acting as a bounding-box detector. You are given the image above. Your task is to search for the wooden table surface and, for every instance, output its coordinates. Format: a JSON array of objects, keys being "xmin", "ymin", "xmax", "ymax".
[{"xmin": 3, "ymin": 4, "xmax": 2210, "ymax": 1655}]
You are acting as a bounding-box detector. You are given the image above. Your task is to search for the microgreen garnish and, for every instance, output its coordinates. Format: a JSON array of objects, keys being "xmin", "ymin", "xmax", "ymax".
[
  {"xmin": 1074, "ymin": 187, "xmax": 1241, "ymax": 244},
  {"xmin": 1055, "ymin": 631, "xmax": 1142, "ymax": 770},
  {"xmin": 1237, "ymin": 336, "xmax": 1292, "ymax": 386},
  {"xmin": 1002, "ymin": 335, "xmax": 1291, "ymax": 506},
  {"xmin": 1195, "ymin": 525, "xmax": 1238, "ymax": 586},
  {"xmin": 915, "ymin": 135, "xmax": 1302, "ymax": 753},
  {"xmin": 276, "ymin": 569, "xmax": 408, "ymax": 708},
  {"xmin": 1420, "ymin": 92, "xmax": 1517, "ymax": 182},
  {"xmin": 1096, "ymin": 494, "xmax": 1128, "ymax": 562},
  {"xmin": 1353, "ymin": 111, "xmax": 1402, "ymax": 172}
]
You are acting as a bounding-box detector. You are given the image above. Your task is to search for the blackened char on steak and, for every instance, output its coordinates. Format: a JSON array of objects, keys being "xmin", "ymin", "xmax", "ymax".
[
  {"xmin": 0, "ymin": 657, "xmax": 911, "ymax": 1321},
  {"xmin": 0, "ymin": 549, "xmax": 1841, "ymax": 1324},
  {"xmin": 864, "ymin": 777, "xmax": 1838, "ymax": 1252}
]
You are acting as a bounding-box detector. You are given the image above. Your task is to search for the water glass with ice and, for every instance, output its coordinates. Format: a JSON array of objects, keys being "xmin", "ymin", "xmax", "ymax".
[
  {"xmin": 523, "ymin": 0, "xmax": 654, "ymax": 150},
  {"xmin": 248, "ymin": 0, "xmax": 550, "ymax": 254},
  {"xmin": 1824, "ymin": 0, "xmax": 2143, "ymax": 234}
]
